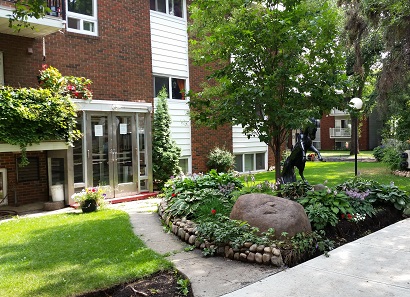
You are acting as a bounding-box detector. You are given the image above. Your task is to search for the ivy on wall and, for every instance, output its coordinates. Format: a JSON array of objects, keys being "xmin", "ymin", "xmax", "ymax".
[{"xmin": 0, "ymin": 66, "xmax": 92, "ymax": 165}]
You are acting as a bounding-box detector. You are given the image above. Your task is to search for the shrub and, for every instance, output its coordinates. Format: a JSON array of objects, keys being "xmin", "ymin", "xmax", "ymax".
[
  {"xmin": 153, "ymin": 87, "xmax": 181, "ymax": 188},
  {"xmin": 206, "ymin": 147, "xmax": 235, "ymax": 172},
  {"xmin": 337, "ymin": 177, "xmax": 410, "ymax": 211},
  {"xmin": 297, "ymin": 189, "xmax": 355, "ymax": 229},
  {"xmin": 372, "ymin": 145, "xmax": 385, "ymax": 162},
  {"xmin": 279, "ymin": 180, "xmax": 313, "ymax": 200}
]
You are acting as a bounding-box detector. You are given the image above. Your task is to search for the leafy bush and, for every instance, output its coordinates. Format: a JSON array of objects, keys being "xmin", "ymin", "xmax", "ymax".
[
  {"xmin": 337, "ymin": 177, "xmax": 410, "ymax": 211},
  {"xmin": 165, "ymin": 188, "xmax": 230, "ymax": 220},
  {"xmin": 372, "ymin": 145, "xmax": 385, "ymax": 162},
  {"xmin": 297, "ymin": 190, "xmax": 355, "ymax": 229},
  {"xmin": 279, "ymin": 180, "xmax": 313, "ymax": 200},
  {"xmin": 376, "ymin": 139, "xmax": 410, "ymax": 170},
  {"xmin": 163, "ymin": 170, "xmax": 242, "ymax": 197},
  {"xmin": 196, "ymin": 214, "xmax": 262, "ymax": 249},
  {"xmin": 303, "ymin": 203, "xmax": 339, "ymax": 230},
  {"xmin": 206, "ymin": 147, "xmax": 235, "ymax": 172}
]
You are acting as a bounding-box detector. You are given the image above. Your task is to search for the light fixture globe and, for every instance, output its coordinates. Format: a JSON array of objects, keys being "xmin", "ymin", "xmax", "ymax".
[{"xmin": 349, "ymin": 97, "xmax": 363, "ymax": 110}]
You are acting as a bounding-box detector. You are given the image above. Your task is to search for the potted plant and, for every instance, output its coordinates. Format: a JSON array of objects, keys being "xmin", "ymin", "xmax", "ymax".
[{"xmin": 71, "ymin": 187, "xmax": 106, "ymax": 213}]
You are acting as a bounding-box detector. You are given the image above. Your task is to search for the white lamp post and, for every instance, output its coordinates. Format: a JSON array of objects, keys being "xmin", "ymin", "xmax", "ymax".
[{"xmin": 349, "ymin": 97, "xmax": 363, "ymax": 176}]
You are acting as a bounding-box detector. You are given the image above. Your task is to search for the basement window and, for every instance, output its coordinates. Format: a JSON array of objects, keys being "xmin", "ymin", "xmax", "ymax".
[{"xmin": 17, "ymin": 157, "xmax": 40, "ymax": 183}]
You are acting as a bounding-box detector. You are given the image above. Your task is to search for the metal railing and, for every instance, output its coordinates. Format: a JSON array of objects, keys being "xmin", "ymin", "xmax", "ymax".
[
  {"xmin": 1, "ymin": 0, "xmax": 64, "ymax": 18},
  {"xmin": 329, "ymin": 127, "xmax": 351, "ymax": 138}
]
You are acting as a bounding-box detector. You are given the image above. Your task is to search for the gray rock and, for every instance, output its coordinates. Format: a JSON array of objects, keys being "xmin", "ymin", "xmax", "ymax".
[{"xmin": 230, "ymin": 193, "xmax": 311, "ymax": 238}]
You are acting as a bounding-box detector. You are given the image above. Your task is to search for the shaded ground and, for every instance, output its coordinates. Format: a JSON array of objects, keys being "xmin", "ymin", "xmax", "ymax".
[{"xmin": 77, "ymin": 270, "xmax": 193, "ymax": 297}]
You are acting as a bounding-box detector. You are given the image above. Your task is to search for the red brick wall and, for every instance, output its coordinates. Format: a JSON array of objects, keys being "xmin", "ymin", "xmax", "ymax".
[
  {"xmin": 188, "ymin": 55, "xmax": 233, "ymax": 173},
  {"xmin": 320, "ymin": 114, "xmax": 335, "ymax": 150},
  {"xmin": 0, "ymin": 152, "xmax": 48, "ymax": 205},
  {"xmin": 1, "ymin": 0, "xmax": 153, "ymax": 103}
]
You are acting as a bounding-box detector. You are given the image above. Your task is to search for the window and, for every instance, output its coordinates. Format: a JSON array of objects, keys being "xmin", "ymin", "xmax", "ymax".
[
  {"xmin": 235, "ymin": 153, "xmax": 266, "ymax": 172},
  {"xmin": 67, "ymin": 0, "xmax": 98, "ymax": 36},
  {"xmin": 154, "ymin": 76, "xmax": 186, "ymax": 100},
  {"xmin": 179, "ymin": 158, "xmax": 189, "ymax": 174},
  {"xmin": 17, "ymin": 157, "xmax": 40, "ymax": 182},
  {"xmin": 150, "ymin": 0, "xmax": 184, "ymax": 18}
]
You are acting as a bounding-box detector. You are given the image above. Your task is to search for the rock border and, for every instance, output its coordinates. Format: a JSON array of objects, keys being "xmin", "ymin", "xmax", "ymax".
[
  {"xmin": 158, "ymin": 200, "xmax": 284, "ymax": 267},
  {"xmin": 392, "ymin": 170, "xmax": 410, "ymax": 178}
]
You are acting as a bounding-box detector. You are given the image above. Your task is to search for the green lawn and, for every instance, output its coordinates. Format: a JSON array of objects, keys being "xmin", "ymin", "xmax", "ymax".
[
  {"xmin": 245, "ymin": 161, "xmax": 410, "ymax": 192},
  {"xmin": 0, "ymin": 209, "xmax": 172, "ymax": 297}
]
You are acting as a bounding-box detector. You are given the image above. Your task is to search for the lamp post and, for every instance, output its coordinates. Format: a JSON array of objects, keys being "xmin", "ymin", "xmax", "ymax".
[{"xmin": 349, "ymin": 97, "xmax": 363, "ymax": 176}]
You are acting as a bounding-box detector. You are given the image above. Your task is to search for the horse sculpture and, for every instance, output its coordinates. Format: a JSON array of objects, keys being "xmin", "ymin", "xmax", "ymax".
[{"xmin": 281, "ymin": 122, "xmax": 325, "ymax": 184}]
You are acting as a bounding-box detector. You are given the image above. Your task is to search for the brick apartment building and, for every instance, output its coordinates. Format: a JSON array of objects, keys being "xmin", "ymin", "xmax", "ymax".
[{"xmin": 0, "ymin": 0, "xmax": 379, "ymax": 206}]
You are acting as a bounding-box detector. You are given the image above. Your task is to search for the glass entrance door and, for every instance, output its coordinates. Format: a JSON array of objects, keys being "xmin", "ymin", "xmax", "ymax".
[{"xmin": 86, "ymin": 113, "xmax": 137, "ymax": 198}]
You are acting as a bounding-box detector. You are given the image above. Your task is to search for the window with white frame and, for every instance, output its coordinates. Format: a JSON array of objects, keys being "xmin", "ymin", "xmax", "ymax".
[
  {"xmin": 66, "ymin": 0, "xmax": 98, "ymax": 36},
  {"xmin": 150, "ymin": 0, "xmax": 184, "ymax": 18},
  {"xmin": 154, "ymin": 76, "xmax": 186, "ymax": 99},
  {"xmin": 235, "ymin": 153, "xmax": 266, "ymax": 172}
]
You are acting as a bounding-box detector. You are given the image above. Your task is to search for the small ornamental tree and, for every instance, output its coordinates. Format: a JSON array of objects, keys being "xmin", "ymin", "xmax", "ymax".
[{"xmin": 152, "ymin": 87, "xmax": 181, "ymax": 188}]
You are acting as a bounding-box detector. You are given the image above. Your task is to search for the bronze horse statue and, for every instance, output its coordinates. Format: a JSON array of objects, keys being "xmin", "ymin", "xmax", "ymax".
[{"xmin": 281, "ymin": 121, "xmax": 325, "ymax": 184}]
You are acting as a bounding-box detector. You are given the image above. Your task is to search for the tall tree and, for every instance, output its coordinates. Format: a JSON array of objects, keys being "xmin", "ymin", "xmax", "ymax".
[{"xmin": 188, "ymin": 0, "xmax": 347, "ymax": 182}]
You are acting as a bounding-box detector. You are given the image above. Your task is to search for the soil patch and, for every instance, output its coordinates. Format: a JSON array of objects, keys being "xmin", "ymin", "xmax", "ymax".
[{"xmin": 77, "ymin": 270, "xmax": 193, "ymax": 297}]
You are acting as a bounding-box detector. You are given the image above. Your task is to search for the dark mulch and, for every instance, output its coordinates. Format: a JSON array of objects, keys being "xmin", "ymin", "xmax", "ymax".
[{"xmin": 77, "ymin": 270, "xmax": 193, "ymax": 297}]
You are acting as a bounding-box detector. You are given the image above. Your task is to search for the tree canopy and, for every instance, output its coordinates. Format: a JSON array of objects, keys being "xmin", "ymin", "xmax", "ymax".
[{"xmin": 188, "ymin": 0, "xmax": 347, "ymax": 181}]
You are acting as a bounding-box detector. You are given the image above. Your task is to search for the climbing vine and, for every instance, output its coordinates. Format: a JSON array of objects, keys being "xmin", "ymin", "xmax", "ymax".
[{"xmin": 0, "ymin": 66, "xmax": 92, "ymax": 165}]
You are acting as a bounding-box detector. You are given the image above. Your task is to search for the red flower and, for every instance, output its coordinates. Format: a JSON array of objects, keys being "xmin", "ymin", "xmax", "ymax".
[
  {"xmin": 172, "ymin": 193, "xmax": 176, "ymax": 197},
  {"xmin": 347, "ymin": 214, "xmax": 353, "ymax": 220},
  {"xmin": 211, "ymin": 209, "xmax": 217, "ymax": 215},
  {"xmin": 341, "ymin": 214, "xmax": 345, "ymax": 219},
  {"xmin": 91, "ymin": 188, "xmax": 96, "ymax": 192},
  {"xmin": 42, "ymin": 64, "xmax": 48, "ymax": 70}
]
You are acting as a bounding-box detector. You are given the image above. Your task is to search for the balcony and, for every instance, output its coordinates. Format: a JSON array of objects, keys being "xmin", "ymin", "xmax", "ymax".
[
  {"xmin": 329, "ymin": 127, "xmax": 351, "ymax": 138},
  {"xmin": 329, "ymin": 108, "xmax": 348, "ymax": 116},
  {"xmin": 0, "ymin": 0, "xmax": 64, "ymax": 38}
]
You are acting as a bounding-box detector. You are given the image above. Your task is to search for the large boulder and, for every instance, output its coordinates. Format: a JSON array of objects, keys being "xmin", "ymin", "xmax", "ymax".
[{"xmin": 230, "ymin": 193, "xmax": 311, "ymax": 238}]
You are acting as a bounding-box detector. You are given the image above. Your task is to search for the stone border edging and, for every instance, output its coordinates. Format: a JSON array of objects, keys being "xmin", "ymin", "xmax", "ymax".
[{"xmin": 158, "ymin": 200, "xmax": 284, "ymax": 267}]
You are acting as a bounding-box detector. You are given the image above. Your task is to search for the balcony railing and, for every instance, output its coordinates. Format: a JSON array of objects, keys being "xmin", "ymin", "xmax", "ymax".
[
  {"xmin": 329, "ymin": 128, "xmax": 351, "ymax": 138},
  {"xmin": 329, "ymin": 108, "xmax": 348, "ymax": 116},
  {"xmin": 0, "ymin": 0, "xmax": 64, "ymax": 37}
]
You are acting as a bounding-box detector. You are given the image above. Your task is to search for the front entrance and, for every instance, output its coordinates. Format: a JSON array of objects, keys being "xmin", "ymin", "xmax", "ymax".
[{"xmin": 86, "ymin": 112, "xmax": 140, "ymax": 198}]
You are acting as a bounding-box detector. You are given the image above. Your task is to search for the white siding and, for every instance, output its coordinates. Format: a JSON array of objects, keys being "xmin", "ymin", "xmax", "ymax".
[
  {"xmin": 232, "ymin": 125, "xmax": 268, "ymax": 154},
  {"xmin": 150, "ymin": 11, "xmax": 188, "ymax": 78},
  {"xmin": 154, "ymin": 99, "xmax": 191, "ymax": 158}
]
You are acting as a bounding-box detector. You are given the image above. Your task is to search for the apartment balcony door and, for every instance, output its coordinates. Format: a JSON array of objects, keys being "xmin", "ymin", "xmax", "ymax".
[{"xmin": 86, "ymin": 113, "xmax": 137, "ymax": 198}]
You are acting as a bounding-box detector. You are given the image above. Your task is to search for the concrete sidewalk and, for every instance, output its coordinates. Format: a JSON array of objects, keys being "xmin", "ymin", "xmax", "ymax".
[{"xmin": 222, "ymin": 218, "xmax": 410, "ymax": 297}]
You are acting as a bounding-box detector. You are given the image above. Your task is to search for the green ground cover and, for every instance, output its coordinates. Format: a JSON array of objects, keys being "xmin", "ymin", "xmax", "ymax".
[{"xmin": 0, "ymin": 209, "xmax": 172, "ymax": 297}]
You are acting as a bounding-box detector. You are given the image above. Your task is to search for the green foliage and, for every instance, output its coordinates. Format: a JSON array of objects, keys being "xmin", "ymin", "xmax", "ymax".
[
  {"xmin": 165, "ymin": 188, "xmax": 231, "ymax": 220},
  {"xmin": 196, "ymin": 214, "xmax": 262, "ymax": 249},
  {"xmin": 281, "ymin": 230, "xmax": 335, "ymax": 265},
  {"xmin": 279, "ymin": 180, "xmax": 313, "ymax": 200},
  {"xmin": 297, "ymin": 189, "xmax": 355, "ymax": 229},
  {"xmin": 337, "ymin": 177, "xmax": 410, "ymax": 211},
  {"xmin": 153, "ymin": 87, "xmax": 181, "ymax": 188},
  {"xmin": 8, "ymin": 0, "xmax": 51, "ymax": 31},
  {"xmin": 303, "ymin": 203, "xmax": 339, "ymax": 230},
  {"xmin": 188, "ymin": 0, "xmax": 347, "ymax": 182},
  {"xmin": 0, "ymin": 86, "xmax": 81, "ymax": 165},
  {"xmin": 372, "ymin": 145, "xmax": 385, "ymax": 162},
  {"xmin": 206, "ymin": 147, "xmax": 235, "ymax": 172},
  {"xmin": 163, "ymin": 170, "xmax": 243, "ymax": 196},
  {"xmin": 176, "ymin": 277, "xmax": 190, "ymax": 296}
]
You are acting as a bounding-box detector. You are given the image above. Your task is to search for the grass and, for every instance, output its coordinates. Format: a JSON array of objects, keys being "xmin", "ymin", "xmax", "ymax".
[
  {"xmin": 0, "ymin": 209, "xmax": 172, "ymax": 297},
  {"xmin": 243, "ymin": 161, "xmax": 410, "ymax": 193}
]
